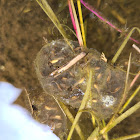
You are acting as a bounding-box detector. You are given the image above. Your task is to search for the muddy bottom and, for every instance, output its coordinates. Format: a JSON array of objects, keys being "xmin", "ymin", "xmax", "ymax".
[{"xmin": 0, "ymin": 0, "xmax": 139, "ymax": 140}]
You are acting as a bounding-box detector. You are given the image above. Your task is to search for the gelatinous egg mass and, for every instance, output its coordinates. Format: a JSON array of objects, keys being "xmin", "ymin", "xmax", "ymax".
[{"xmin": 35, "ymin": 40, "xmax": 126, "ymax": 119}]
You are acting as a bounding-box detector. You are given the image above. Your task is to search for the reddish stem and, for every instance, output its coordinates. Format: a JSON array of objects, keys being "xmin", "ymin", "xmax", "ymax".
[
  {"xmin": 80, "ymin": 0, "xmax": 140, "ymax": 44},
  {"xmin": 68, "ymin": 0, "xmax": 78, "ymax": 37}
]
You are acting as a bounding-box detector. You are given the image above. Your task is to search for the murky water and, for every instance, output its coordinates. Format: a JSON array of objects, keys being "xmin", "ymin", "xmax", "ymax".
[{"xmin": 0, "ymin": 0, "xmax": 139, "ymax": 139}]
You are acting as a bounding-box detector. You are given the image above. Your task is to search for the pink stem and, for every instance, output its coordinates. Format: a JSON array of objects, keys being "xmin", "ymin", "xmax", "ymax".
[
  {"xmin": 68, "ymin": 0, "xmax": 78, "ymax": 38},
  {"xmin": 130, "ymin": 72, "xmax": 140, "ymax": 88},
  {"xmin": 80, "ymin": 0, "xmax": 140, "ymax": 44},
  {"xmin": 130, "ymin": 37, "xmax": 140, "ymax": 44}
]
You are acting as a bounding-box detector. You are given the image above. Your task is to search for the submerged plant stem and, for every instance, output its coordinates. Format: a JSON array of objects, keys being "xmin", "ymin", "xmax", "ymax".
[
  {"xmin": 119, "ymin": 86, "xmax": 140, "ymax": 114},
  {"xmin": 130, "ymin": 71, "xmax": 140, "ymax": 88},
  {"xmin": 77, "ymin": 0, "xmax": 87, "ymax": 47},
  {"xmin": 59, "ymin": 101, "xmax": 84, "ymax": 140},
  {"xmin": 101, "ymin": 53, "xmax": 131, "ymax": 134},
  {"xmin": 132, "ymin": 44, "xmax": 140, "ymax": 53},
  {"xmin": 112, "ymin": 133, "xmax": 140, "ymax": 140},
  {"xmin": 111, "ymin": 27, "xmax": 140, "ymax": 64},
  {"xmin": 36, "ymin": 0, "xmax": 73, "ymax": 50},
  {"xmin": 67, "ymin": 69, "xmax": 92, "ymax": 140},
  {"xmin": 87, "ymin": 127, "xmax": 99, "ymax": 140},
  {"xmin": 68, "ymin": 0, "xmax": 83, "ymax": 46},
  {"xmin": 80, "ymin": 0, "xmax": 140, "ymax": 44},
  {"xmin": 100, "ymin": 102, "xmax": 140, "ymax": 134},
  {"xmin": 102, "ymin": 120, "xmax": 109, "ymax": 140}
]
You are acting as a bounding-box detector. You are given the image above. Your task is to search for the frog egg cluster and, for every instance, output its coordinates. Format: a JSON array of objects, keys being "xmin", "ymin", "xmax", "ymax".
[{"xmin": 35, "ymin": 40, "xmax": 126, "ymax": 119}]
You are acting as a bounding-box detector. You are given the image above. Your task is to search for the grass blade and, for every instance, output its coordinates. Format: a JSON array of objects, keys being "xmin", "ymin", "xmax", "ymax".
[
  {"xmin": 130, "ymin": 71, "xmax": 140, "ymax": 88},
  {"xmin": 67, "ymin": 69, "xmax": 92, "ymax": 140},
  {"xmin": 101, "ymin": 53, "xmax": 131, "ymax": 134},
  {"xmin": 111, "ymin": 27, "xmax": 140, "ymax": 64},
  {"xmin": 102, "ymin": 101, "xmax": 140, "ymax": 133},
  {"xmin": 36, "ymin": 0, "xmax": 73, "ymax": 50},
  {"xmin": 112, "ymin": 133, "xmax": 140, "ymax": 140},
  {"xmin": 87, "ymin": 127, "xmax": 99, "ymax": 140},
  {"xmin": 80, "ymin": 0, "xmax": 140, "ymax": 44},
  {"xmin": 77, "ymin": 0, "xmax": 87, "ymax": 47},
  {"xmin": 68, "ymin": 0, "xmax": 83, "ymax": 46},
  {"xmin": 119, "ymin": 86, "xmax": 140, "ymax": 114},
  {"xmin": 59, "ymin": 101, "xmax": 84, "ymax": 140},
  {"xmin": 102, "ymin": 120, "xmax": 109, "ymax": 140}
]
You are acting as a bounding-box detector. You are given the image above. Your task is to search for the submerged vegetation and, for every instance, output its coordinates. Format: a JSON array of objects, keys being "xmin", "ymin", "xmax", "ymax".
[{"xmin": 35, "ymin": 0, "xmax": 140, "ymax": 140}]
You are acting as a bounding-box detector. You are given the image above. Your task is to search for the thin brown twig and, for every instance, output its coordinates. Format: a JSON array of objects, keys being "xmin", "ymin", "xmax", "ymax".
[
  {"xmin": 130, "ymin": 71, "xmax": 140, "ymax": 88},
  {"xmin": 24, "ymin": 88, "xmax": 33, "ymax": 115},
  {"xmin": 52, "ymin": 95, "xmax": 66, "ymax": 117},
  {"xmin": 50, "ymin": 52, "xmax": 86, "ymax": 77},
  {"xmin": 132, "ymin": 44, "xmax": 140, "ymax": 53}
]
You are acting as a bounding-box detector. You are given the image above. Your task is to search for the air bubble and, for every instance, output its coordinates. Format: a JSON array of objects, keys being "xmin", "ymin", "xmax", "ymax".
[{"xmin": 101, "ymin": 95, "xmax": 116, "ymax": 107}]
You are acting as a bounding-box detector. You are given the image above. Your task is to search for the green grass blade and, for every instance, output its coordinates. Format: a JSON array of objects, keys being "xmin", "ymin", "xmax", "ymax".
[
  {"xmin": 36, "ymin": 0, "xmax": 73, "ymax": 50},
  {"xmin": 119, "ymin": 86, "xmax": 140, "ymax": 114},
  {"xmin": 101, "ymin": 53, "xmax": 132, "ymax": 134},
  {"xmin": 102, "ymin": 120, "xmax": 109, "ymax": 140},
  {"xmin": 78, "ymin": 109, "xmax": 100, "ymax": 127},
  {"xmin": 70, "ymin": 0, "xmax": 83, "ymax": 46},
  {"xmin": 87, "ymin": 127, "xmax": 99, "ymax": 140},
  {"xmin": 67, "ymin": 69, "xmax": 93, "ymax": 140},
  {"xmin": 111, "ymin": 27, "xmax": 140, "ymax": 64},
  {"xmin": 103, "ymin": 101, "xmax": 140, "ymax": 133},
  {"xmin": 77, "ymin": 0, "xmax": 87, "ymax": 47},
  {"xmin": 112, "ymin": 133, "xmax": 140, "ymax": 140},
  {"xmin": 59, "ymin": 101, "xmax": 84, "ymax": 140}
]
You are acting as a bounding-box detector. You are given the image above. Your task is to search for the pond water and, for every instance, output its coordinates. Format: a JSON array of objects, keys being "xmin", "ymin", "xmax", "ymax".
[{"xmin": 0, "ymin": 0, "xmax": 139, "ymax": 139}]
